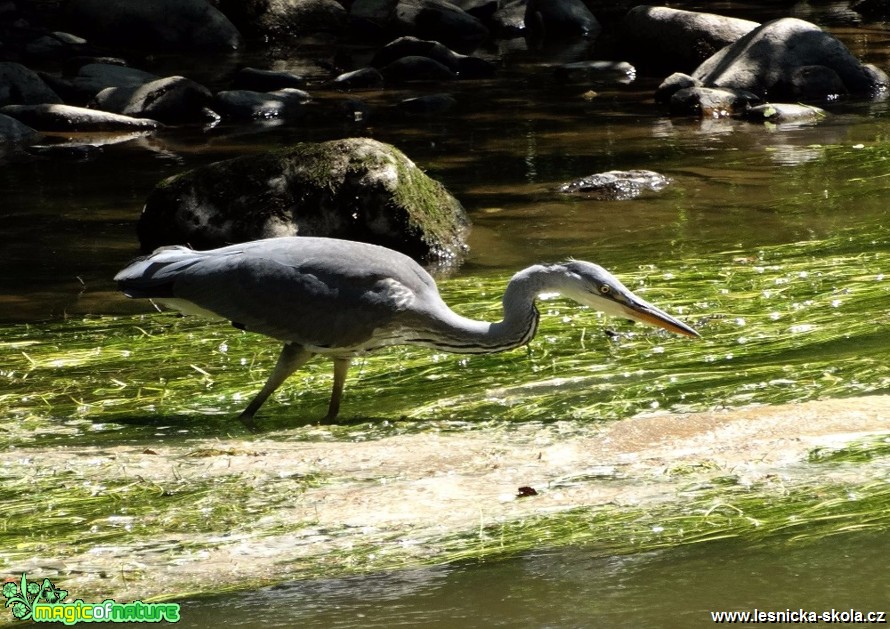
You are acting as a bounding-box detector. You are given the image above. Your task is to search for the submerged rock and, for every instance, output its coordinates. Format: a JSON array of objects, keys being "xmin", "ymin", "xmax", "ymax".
[
  {"xmin": 213, "ymin": 88, "xmax": 311, "ymax": 120},
  {"xmin": 669, "ymin": 86, "xmax": 761, "ymax": 118},
  {"xmin": 379, "ymin": 56, "xmax": 456, "ymax": 82},
  {"xmin": 231, "ymin": 67, "xmax": 306, "ymax": 92},
  {"xmin": 137, "ymin": 137, "xmax": 469, "ymax": 265},
  {"xmin": 559, "ymin": 170, "xmax": 671, "ymax": 201},
  {"xmin": 654, "ymin": 72, "xmax": 701, "ymax": 104},
  {"xmin": 330, "ymin": 67, "xmax": 385, "ymax": 90},
  {"xmin": 397, "ymin": 93, "xmax": 456, "ymax": 115},
  {"xmin": 745, "ymin": 103, "xmax": 827, "ymax": 125},
  {"xmin": 554, "ymin": 61, "xmax": 636, "ymax": 83},
  {"xmin": 371, "ymin": 36, "xmax": 495, "ymax": 78}
]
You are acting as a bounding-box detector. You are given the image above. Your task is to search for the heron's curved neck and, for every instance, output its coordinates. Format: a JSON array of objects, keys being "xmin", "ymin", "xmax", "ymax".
[{"xmin": 415, "ymin": 264, "xmax": 564, "ymax": 354}]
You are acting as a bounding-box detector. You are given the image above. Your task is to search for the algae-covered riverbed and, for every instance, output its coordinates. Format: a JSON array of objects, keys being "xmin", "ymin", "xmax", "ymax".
[{"xmin": 3, "ymin": 8, "xmax": 890, "ymax": 624}]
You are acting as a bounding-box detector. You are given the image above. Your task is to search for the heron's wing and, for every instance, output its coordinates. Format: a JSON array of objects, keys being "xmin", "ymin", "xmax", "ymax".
[{"xmin": 116, "ymin": 237, "xmax": 440, "ymax": 349}]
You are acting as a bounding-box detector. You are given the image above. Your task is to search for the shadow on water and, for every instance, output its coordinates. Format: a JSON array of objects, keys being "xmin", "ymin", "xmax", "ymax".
[{"xmin": 175, "ymin": 530, "xmax": 890, "ymax": 628}]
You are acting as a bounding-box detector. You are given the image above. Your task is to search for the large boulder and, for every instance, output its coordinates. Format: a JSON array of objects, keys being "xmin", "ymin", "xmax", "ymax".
[
  {"xmin": 692, "ymin": 18, "xmax": 888, "ymax": 100},
  {"xmin": 65, "ymin": 0, "xmax": 242, "ymax": 51},
  {"xmin": 0, "ymin": 62, "xmax": 62, "ymax": 107},
  {"xmin": 137, "ymin": 138, "xmax": 469, "ymax": 265},
  {"xmin": 217, "ymin": 0, "xmax": 348, "ymax": 39},
  {"xmin": 623, "ymin": 6, "xmax": 759, "ymax": 73}
]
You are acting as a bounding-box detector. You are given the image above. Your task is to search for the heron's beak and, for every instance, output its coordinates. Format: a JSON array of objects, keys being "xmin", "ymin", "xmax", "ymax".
[{"xmin": 621, "ymin": 297, "xmax": 699, "ymax": 338}]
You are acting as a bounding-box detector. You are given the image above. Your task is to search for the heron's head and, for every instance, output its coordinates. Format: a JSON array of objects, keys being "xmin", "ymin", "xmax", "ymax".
[{"xmin": 556, "ymin": 261, "xmax": 699, "ymax": 338}]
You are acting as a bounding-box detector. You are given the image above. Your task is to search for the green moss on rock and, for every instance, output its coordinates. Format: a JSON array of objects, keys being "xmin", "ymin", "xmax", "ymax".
[{"xmin": 138, "ymin": 137, "xmax": 469, "ymax": 266}]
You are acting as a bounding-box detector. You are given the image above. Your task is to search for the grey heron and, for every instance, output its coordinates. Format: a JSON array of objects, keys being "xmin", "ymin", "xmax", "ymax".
[{"xmin": 115, "ymin": 236, "xmax": 698, "ymax": 429}]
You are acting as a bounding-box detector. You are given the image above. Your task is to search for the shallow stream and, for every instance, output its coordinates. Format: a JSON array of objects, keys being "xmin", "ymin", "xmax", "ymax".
[{"xmin": 2, "ymin": 1, "xmax": 890, "ymax": 625}]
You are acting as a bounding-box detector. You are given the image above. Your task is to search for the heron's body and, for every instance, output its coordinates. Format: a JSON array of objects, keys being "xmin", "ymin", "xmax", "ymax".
[{"xmin": 116, "ymin": 236, "xmax": 697, "ymax": 428}]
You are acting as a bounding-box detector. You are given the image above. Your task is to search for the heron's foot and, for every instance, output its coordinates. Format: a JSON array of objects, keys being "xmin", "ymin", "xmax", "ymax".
[
  {"xmin": 319, "ymin": 412, "xmax": 338, "ymax": 424},
  {"xmin": 238, "ymin": 413, "xmax": 261, "ymax": 433}
]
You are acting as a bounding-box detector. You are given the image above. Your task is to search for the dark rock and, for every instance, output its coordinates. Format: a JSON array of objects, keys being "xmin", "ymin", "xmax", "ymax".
[
  {"xmin": 74, "ymin": 63, "xmax": 158, "ymax": 96},
  {"xmin": 380, "ymin": 55, "xmax": 456, "ymax": 82},
  {"xmin": 0, "ymin": 103, "xmax": 160, "ymax": 132},
  {"xmin": 349, "ymin": 0, "xmax": 399, "ymax": 39},
  {"xmin": 62, "ymin": 56, "xmax": 129, "ymax": 77},
  {"xmin": 455, "ymin": 55, "xmax": 496, "ymax": 78},
  {"xmin": 654, "ymin": 72, "xmax": 701, "ymax": 104},
  {"xmin": 789, "ymin": 65, "xmax": 847, "ymax": 101},
  {"xmin": 669, "ymin": 86, "xmax": 761, "ymax": 118},
  {"xmin": 46, "ymin": 63, "xmax": 159, "ymax": 106},
  {"xmin": 232, "ymin": 67, "xmax": 306, "ymax": 91},
  {"xmin": 338, "ymin": 98, "xmax": 372, "ymax": 122},
  {"xmin": 330, "ymin": 67, "xmax": 385, "ymax": 89},
  {"xmin": 393, "ymin": 0, "xmax": 488, "ymax": 51},
  {"xmin": 372, "ymin": 36, "xmax": 495, "ymax": 77},
  {"xmin": 623, "ymin": 6, "xmax": 759, "ymax": 74},
  {"xmin": 559, "ymin": 170, "xmax": 670, "ymax": 201},
  {"xmin": 692, "ymin": 18, "xmax": 888, "ymax": 100},
  {"xmin": 853, "ymin": 0, "xmax": 890, "ymax": 20},
  {"xmin": 25, "ymin": 31, "xmax": 87, "ymax": 59},
  {"xmin": 453, "ymin": 0, "xmax": 497, "ymax": 21},
  {"xmin": 217, "ymin": 0, "xmax": 348, "ymax": 39},
  {"xmin": 554, "ymin": 60, "xmax": 635, "ymax": 83},
  {"xmin": 0, "ymin": 62, "xmax": 62, "ymax": 107},
  {"xmin": 745, "ymin": 103, "xmax": 827, "ymax": 125},
  {"xmin": 65, "ymin": 0, "xmax": 242, "ymax": 51},
  {"xmin": 0, "ymin": 112, "xmax": 38, "ymax": 143},
  {"xmin": 137, "ymin": 137, "xmax": 469, "ymax": 265},
  {"xmin": 91, "ymin": 76, "xmax": 214, "ymax": 124},
  {"xmin": 213, "ymin": 88, "xmax": 311, "ymax": 120},
  {"xmin": 524, "ymin": 0, "xmax": 600, "ymax": 39},
  {"xmin": 397, "ymin": 93, "xmax": 456, "ymax": 114},
  {"xmin": 373, "ymin": 35, "xmax": 463, "ymax": 70},
  {"xmin": 490, "ymin": 0, "xmax": 526, "ymax": 38}
]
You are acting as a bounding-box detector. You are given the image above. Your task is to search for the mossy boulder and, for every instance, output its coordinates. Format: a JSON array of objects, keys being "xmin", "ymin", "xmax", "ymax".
[{"xmin": 138, "ymin": 137, "xmax": 469, "ymax": 266}]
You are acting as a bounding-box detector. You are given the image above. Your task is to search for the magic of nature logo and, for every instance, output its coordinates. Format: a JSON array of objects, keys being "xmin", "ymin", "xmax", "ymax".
[{"xmin": 2, "ymin": 574, "xmax": 180, "ymax": 624}]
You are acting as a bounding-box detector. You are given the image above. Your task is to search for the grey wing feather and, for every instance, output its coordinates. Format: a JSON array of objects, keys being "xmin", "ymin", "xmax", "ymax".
[{"xmin": 115, "ymin": 237, "xmax": 440, "ymax": 349}]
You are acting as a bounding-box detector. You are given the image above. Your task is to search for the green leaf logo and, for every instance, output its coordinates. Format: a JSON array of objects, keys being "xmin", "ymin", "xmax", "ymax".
[{"xmin": 3, "ymin": 574, "xmax": 66, "ymax": 621}]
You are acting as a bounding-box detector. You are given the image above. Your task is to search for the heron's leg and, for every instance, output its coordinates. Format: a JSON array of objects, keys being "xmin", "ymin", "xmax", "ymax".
[
  {"xmin": 323, "ymin": 357, "xmax": 351, "ymax": 422},
  {"xmin": 239, "ymin": 343, "xmax": 313, "ymax": 430}
]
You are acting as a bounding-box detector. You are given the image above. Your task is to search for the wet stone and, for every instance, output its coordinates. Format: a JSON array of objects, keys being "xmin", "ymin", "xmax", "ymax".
[{"xmin": 559, "ymin": 170, "xmax": 671, "ymax": 201}]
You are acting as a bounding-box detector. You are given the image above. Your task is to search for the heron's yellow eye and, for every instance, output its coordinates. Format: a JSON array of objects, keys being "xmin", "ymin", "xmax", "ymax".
[{"xmin": 600, "ymin": 285, "xmax": 611, "ymax": 294}]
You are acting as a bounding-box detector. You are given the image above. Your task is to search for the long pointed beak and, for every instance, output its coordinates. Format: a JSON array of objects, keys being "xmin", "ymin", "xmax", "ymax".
[{"xmin": 621, "ymin": 298, "xmax": 699, "ymax": 338}]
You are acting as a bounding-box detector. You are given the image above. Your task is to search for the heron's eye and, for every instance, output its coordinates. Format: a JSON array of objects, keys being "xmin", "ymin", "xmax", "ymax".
[{"xmin": 599, "ymin": 285, "xmax": 611, "ymax": 294}]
